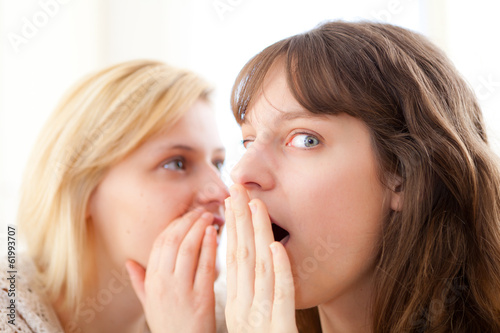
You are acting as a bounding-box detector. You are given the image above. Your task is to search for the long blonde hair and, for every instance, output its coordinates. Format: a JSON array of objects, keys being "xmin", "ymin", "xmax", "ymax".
[{"xmin": 18, "ymin": 60, "xmax": 212, "ymax": 312}]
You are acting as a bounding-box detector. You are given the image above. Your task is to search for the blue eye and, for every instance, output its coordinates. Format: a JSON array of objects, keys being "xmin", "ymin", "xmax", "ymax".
[
  {"xmin": 163, "ymin": 158, "xmax": 185, "ymax": 170},
  {"xmin": 287, "ymin": 134, "xmax": 320, "ymax": 148}
]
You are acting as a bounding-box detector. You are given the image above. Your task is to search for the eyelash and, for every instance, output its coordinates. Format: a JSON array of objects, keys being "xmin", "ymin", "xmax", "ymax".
[
  {"xmin": 162, "ymin": 157, "xmax": 186, "ymax": 171},
  {"xmin": 286, "ymin": 132, "xmax": 321, "ymax": 148},
  {"xmin": 161, "ymin": 157, "xmax": 225, "ymax": 172},
  {"xmin": 241, "ymin": 132, "xmax": 321, "ymax": 149},
  {"xmin": 241, "ymin": 139, "xmax": 254, "ymax": 149}
]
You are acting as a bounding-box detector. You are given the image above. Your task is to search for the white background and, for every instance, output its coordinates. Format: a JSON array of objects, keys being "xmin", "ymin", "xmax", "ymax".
[{"xmin": 1, "ymin": 0, "xmax": 499, "ymax": 238}]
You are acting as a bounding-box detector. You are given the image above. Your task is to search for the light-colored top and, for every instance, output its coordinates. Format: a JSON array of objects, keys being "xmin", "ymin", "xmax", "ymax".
[
  {"xmin": 1, "ymin": 256, "xmax": 64, "ymax": 332},
  {"xmin": 1, "ymin": 255, "xmax": 227, "ymax": 332}
]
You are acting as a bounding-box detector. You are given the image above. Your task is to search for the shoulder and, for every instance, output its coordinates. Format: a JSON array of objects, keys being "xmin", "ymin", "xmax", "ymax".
[{"xmin": 1, "ymin": 254, "xmax": 64, "ymax": 332}]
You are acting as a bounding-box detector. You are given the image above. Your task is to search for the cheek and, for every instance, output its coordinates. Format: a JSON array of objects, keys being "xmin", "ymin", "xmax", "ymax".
[
  {"xmin": 126, "ymin": 186, "xmax": 195, "ymax": 265},
  {"xmin": 288, "ymin": 158, "xmax": 387, "ymax": 262},
  {"xmin": 90, "ymin": 176, "xmax": 194, "ymax": 267},
  {"xmin": 294, "ymin": 152, "xmax": 388, "ymax": 225},
  {"xmin": 286, "ymin": 169, "xmax": 386, "ymax": 307}
]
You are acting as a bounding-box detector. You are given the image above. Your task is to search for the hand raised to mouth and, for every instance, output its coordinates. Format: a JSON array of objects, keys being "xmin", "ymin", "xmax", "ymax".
[
  {"xmin": 225, "ymin": 184, "xmax": 298, "ymax": 333},
  {"xmin": 126, "ymin": 208, "xmax": 218, "ymax": 333}
]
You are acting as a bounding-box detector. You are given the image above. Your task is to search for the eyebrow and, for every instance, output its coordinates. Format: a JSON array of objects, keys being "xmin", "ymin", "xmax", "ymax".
[
  {"xmin": 242, "ymin": 109, "xmax": 328, "ymax": 126},
  {"xmin": 159, "ymin": 144, "xmax": 225, "ymax": 154},
  {"xmin": 279, "ymin": 110, "xmax": 327, "ymax": 121},
  {"xmin": 168, "ymin": 144, "xmax": 194, "ymax": 151}
]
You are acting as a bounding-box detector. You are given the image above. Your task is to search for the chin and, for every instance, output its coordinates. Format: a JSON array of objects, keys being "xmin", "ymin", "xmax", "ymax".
[
  {"xmin": 292, "ymin": 277, "xmax": 326, "ymax": 310},
  {"xmin": 294, "ymin": 295, "xmax": 320, "ymax": 310}
]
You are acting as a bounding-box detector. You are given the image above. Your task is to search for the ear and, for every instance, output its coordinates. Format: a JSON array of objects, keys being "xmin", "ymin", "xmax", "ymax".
[{"xmin": 389, "ymin": 175, "xmax": 403, "ymax": 211}]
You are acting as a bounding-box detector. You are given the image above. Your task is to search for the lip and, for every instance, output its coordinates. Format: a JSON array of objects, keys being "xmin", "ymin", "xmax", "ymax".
[
  {"xmin": 212, "ymin": 215, "xmax": 225, "ymax": 235},
  {"xmin": 212, "ymin": 215, "xmax": 225, "ymax": 228},
  {"xmin": 280, "ymin": 235, "xmax": 290, "ymax": 246}
]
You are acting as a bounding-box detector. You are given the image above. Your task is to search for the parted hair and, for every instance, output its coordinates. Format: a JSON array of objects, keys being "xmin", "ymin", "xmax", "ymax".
[
  {"xmin": 17, "ymin": 60, "xmax": 212, "ymax": 312},
  {"xmin": 231, "ymin": 21, "xmax": 500, "ymax": 332}
]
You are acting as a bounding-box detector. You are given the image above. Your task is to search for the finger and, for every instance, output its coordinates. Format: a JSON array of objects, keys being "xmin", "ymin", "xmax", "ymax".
[
  {"xmin": 249, "ymin": 199, "xmax": 275, "ymax": 310},
  {"xmin": 269, "ymin": 242, "xmax": 296, "ymax": 322},
  {"xmin": 193, "ymin": 225, "xmax": 217, "ymax": 293},
  {"xmin": 174, "ymin": 212, "xmax": 213, "ymax": 282},
  {"xmin": 225, "ymin": 197, "xmax": 237, "ymax": 302},
  {"xmin": 126, "ymin": 260, "xmax": 146, "ymax": 307},
  {"xmin": 229, "ymin": 184, "xmax": 255, "ymax": 303},
  {"xmin": 148, "ymin": 208, "xmax": 204, "ymax": 274}
]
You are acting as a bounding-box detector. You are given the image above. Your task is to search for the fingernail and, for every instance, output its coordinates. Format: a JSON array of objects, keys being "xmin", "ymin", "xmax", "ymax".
[
  {"xmin": 248, "ymin": 201, "xmax": 257, "ymax": 215},
  {"xmin": 270, "ymin": 242, "xmax": 278, "ymax": 255},
  {"xmin": 201, "ymin": 212, "xmax": 212, "ymax": 220},
  {"xmin": 205, "ymin": 225, "xmax": 216, "ymax": 236},
  {"xmin": 229, "ymin": 186, "xmax": 239, "ymax": 199},
  {"xmin": 225, "ymin": 198, "xmax": 231, "ymax": 210}
]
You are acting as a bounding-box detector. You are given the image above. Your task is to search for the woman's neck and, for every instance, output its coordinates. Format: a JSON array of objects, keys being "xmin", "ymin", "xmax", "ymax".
[{"xmin": 317, "ymin": 280, "xmax": 374, "ymax": 333}]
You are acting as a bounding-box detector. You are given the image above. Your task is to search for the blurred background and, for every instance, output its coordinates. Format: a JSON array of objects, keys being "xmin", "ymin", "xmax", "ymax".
[{"xmin": 1, "ymin": 0, "xmax": 499, "ymax": 236}]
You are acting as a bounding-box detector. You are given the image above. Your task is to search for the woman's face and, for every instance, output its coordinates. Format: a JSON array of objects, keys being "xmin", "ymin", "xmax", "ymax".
[
  {"xmin": 230, "ymin": 64, "xmax": 398, "ymax": 309},
  {"xmin": 88, "ymin": 100, "xmax": 228, "ymax": 272}
]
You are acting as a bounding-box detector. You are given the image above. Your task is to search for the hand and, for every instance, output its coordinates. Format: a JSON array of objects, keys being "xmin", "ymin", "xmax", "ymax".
[
  {"xmin": 126, "ymin": 208, "xmax": 218, "ymax": 333},
  {"xmin": 225, "ymin": 184, "xmax": 298, "ymax": 333}
]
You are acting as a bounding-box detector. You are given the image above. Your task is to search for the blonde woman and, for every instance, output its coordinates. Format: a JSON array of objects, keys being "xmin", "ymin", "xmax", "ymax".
[{"xmin": 1, "ymin": 60, "xmax": 228, "ymax": 332}]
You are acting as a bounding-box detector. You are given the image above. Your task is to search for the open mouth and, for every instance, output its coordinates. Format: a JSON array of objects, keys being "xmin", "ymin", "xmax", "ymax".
[
  {"xmin": 271, "ymin": 223, "xmax": 290, "ymax": 244},
  {"xmin": 212, "ymin": 215, "xmax": 225, "ymax": 238}
]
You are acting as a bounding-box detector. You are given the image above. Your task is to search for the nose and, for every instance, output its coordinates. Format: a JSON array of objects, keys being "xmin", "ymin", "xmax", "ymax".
[
  {"xmin": 230, "ymin": 143, "xmax": 275, "ymax": 191},
  {"xmin": 197, "ymin": 164, "xmax": 229, "ymax": 206}
]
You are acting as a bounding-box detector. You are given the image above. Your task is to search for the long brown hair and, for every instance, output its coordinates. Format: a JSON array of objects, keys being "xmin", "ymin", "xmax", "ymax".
[{"xmin": 231, "ymin": 21, "xmax": 500, "ymax": 332}]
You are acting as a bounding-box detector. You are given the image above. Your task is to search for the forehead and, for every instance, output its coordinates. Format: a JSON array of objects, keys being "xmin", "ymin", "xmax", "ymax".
[
  {"xmin": 146, "ymin": 100, "xmax": 224, "ymax": 151},
  {"xmin": 242, "ymin": 62, "xmax": 326, "ymax": 128}
]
